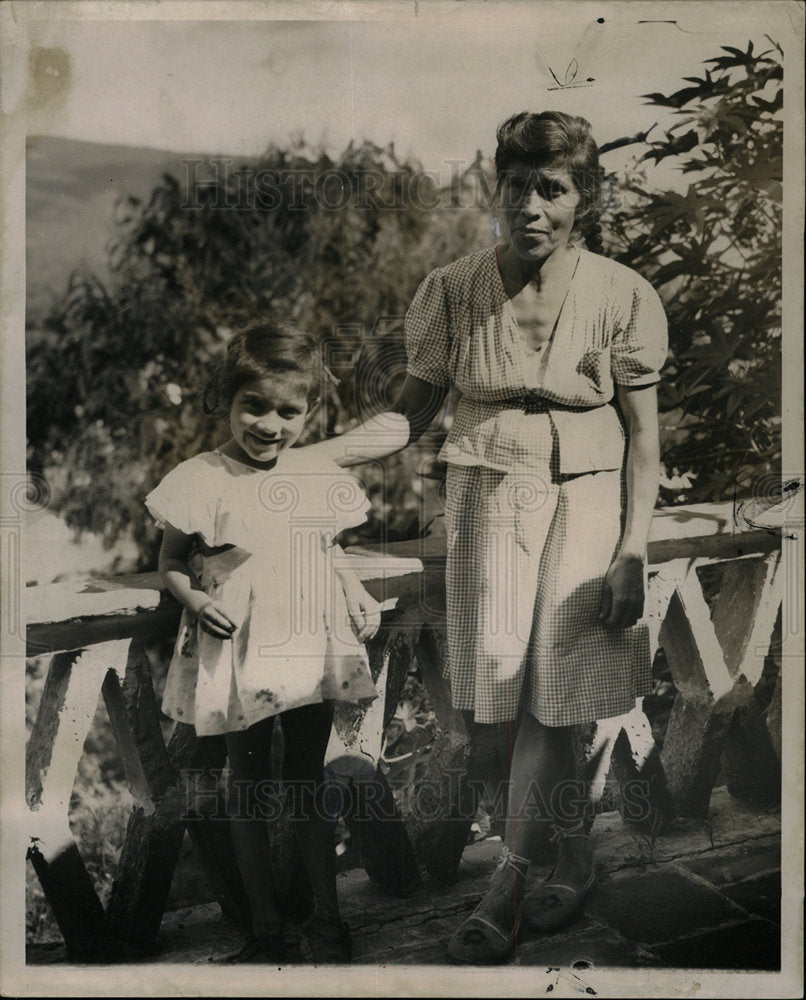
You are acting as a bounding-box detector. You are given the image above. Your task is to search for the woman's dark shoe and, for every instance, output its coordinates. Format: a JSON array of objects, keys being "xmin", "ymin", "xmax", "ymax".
[
  {"xmin": 520, "ymin": 825, "xmax": 595, "ymax": 933},
  {"xmin": 219, "ymin": 933, "xmax": 288, "ymax": 964},
  {"xmin": 520, "ymin": 868, "xmax": 595, "ymax": 932},
  {"xmin": 446, "ymin": 848, "xmax": 528, "ymax": 964},
  {"xmin": 303, "ymin": 915, "xmax": 352, "ymax": 964},
  {"xmin": 446, "ymin": 908, "xmax": 518, "ymax": 964}
]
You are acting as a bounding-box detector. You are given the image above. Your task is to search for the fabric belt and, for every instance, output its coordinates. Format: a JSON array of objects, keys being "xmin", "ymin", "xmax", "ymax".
[{"xmin": 500, "ymin": 393, "xmax": 602, "ymax": 415}]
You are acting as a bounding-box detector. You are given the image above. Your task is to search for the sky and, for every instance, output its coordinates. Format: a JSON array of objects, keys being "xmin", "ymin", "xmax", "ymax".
[{"xmin": 8, "ymin": 1, "xmax": 790, "ymax": 176}]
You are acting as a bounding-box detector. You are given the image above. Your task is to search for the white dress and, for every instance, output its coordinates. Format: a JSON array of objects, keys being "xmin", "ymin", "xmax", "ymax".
[{"xmin": 145, "ymin": 449, "xmax": 378, "ymax": 736}]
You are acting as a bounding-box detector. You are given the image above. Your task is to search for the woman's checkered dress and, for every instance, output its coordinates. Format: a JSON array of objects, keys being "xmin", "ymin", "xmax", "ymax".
[{"xmin": 405, "ymin": 247, "xmax": 667, "ymax": 725}]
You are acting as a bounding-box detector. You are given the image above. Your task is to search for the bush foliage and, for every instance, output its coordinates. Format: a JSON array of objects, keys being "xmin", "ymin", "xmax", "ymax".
[
  {"xmin": 606, "ymin": 38, "xmax": 782, "ymax": 502},
  {"xmin": 27, "ymin": 140, "xmax": 488, "ymax": 561},
  {"xmin": 26, "ymin": 41, "xmax": 782, "ymax": 563}
]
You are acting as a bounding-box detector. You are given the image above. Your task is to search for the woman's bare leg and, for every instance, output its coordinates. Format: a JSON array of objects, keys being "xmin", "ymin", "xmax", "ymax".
[
  {"xmin": 508, "ymin": 713, "xmax": 593, "ymax": 876},
  {"xmin": 472, "ymin": 712, "xmax": 593, "ymax": 931}
]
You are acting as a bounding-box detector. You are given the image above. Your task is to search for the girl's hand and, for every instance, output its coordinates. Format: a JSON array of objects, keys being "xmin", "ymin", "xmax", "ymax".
[
  {"xmin": 343, "ymin": 584, "xmax": 382, "ymax": 642},
  {"xmin": 196, "ymin": 598, "xmax": 239, "ymax": 639},
  {"xmin": 599, "ymin": 554, "xmax": 645, "ymax": 630}
]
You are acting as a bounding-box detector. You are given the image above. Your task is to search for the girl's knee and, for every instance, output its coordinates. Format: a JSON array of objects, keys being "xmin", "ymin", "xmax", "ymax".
[
  {"xmin": 225, "ymin": 718, "xmax": 276, "ymax": 805},
  {"xmin": 280, "ymin": 703, "xmax": 336, "ymax": 819},
  {"xmin": 282, "ymin": 700, "xmax": 334, "ymax": 738},
  {"xmin": 280, "ymin": 702, "xmax": 333, "ymax": 780},
  {"xmin": 226, "ymin": 775, "xmax": 284, "ymax": 821}
]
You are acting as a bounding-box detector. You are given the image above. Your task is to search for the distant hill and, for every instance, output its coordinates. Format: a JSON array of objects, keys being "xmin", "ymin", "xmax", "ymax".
[{"xmin": 26, "ymin": 135, "xmax": 256, "ymax": 320}]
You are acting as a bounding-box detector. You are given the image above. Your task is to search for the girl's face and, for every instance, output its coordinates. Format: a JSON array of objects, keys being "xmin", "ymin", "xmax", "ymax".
[
  {"xmin": 226, "ymin": 376, "xmax": 310, "ymax": 468},
  {"xmin": 498, "ymin": 160, "xmax": 581, "ymax": 263}
]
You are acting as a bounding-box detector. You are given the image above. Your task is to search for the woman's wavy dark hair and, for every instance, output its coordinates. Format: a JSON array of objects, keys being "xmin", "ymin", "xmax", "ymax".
[
  {"xmin": 203, "ymin": 318, "xmax": 324, "ymax": 415},
  {"xmin": 494, "ymin": 111, "xmax": 603, "ymax": 253}
]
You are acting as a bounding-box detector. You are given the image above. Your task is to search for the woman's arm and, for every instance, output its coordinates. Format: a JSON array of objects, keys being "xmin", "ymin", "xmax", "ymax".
[
  {"xmin": 159, "ymin": 524, "xmax": 238, "ymax": 638},
  {"xmin": 599, "ymin": 383, "xmax": 660, "ymax": 629},
  {"xmin": 312, "ymin": 375, "xmax": 449, "ymax": 468}
]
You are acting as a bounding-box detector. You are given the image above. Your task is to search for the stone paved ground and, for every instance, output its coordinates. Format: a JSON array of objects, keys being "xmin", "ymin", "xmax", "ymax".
[{"xmin": 28, "ymin": 788, "xmax": 794, "ymax": 987}]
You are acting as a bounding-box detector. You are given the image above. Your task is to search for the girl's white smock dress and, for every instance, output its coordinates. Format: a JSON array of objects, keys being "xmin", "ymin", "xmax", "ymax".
[
  {"xmin": 146, "ymin": 449, "xmax": 378, "ymax": 736},
  {"xmin": 405, "ymin": 246, "xmax": 668, "ymax": 726}
]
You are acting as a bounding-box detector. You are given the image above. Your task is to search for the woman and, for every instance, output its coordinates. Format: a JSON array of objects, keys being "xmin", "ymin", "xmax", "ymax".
[{"xmin": 309, "ymin": 111, "xmax": 667, "ymax": 962}]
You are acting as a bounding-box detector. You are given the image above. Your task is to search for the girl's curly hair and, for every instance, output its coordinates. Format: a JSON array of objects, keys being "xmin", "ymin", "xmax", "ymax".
[{"xmin": 203, "ymin": 318, "xmax": 325, "ymax": 415}]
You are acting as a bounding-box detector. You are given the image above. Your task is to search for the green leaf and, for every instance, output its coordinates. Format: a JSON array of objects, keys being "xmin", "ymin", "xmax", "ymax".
[
  {"xmin": 643, "ymin": 186, "xmax": 708, "ymax": 239},
  {"xmin": 651, "ymin": 256, "xmax": 709, "ymax": 286},
  {"xmin": 641, "ymin": 91, "xmax": 689, "ymax": 109},
  {"xmin": 750, "ymin": 89, "xmax": 783, "ymax": 113},
  {"xmin": 703, "ymin": 41, "xmax": 756, "ymax": 70},
  {"xmin": 641, "ymin": 129, "xmax": 700, "ymax": 163}
]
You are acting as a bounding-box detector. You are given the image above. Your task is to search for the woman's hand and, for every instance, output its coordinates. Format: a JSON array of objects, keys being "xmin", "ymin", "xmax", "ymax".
[
  {"xmin": 599, "ymin": 554, "xmax": 645, "ymax": 630},
  {"xmin": 342, "ymin": 581, "xmax": 382, "ymax": 642},
  {"xmin": 302, "ymin": 375, "xmax": 448, "ymax": 468},
  {"xmin": 194, "ymin": 598, "xmax": 239, "ymax": 639}
]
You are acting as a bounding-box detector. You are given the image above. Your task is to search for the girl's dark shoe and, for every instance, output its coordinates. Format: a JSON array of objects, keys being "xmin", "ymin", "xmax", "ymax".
[
  {"xmin": 220, "ymin": 933, "xmax": 288, "ymax": 964},
  {"xmin": 303, "ymin": 915, "xmax": 352, "ymax": 964}
]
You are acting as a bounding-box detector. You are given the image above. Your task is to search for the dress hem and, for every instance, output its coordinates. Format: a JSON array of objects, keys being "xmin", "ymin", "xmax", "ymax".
[{"xmin": 164, "ymin": 687, "xmax": 378, "ymax": 738}]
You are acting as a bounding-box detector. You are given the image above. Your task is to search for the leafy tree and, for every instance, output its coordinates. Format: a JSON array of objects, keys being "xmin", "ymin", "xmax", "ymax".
[
  {"xmin": 26, "ymin": 140, "xmax": 488, "ymax": 564},
  {"xmin": 603, "ymin": 39, "xmax": 783, "ymax": 503}
]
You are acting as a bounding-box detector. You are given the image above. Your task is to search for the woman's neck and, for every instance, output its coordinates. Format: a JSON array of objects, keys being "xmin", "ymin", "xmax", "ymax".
[{"xmin": 497, "ymin": 241, "xmax": 578, "ymax": 297}]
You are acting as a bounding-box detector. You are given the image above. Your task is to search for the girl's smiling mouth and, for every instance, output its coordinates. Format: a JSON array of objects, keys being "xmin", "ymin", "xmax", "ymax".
[{"xmin": 224, "ymin": 376, "xmax": 311, "ymax": 468}]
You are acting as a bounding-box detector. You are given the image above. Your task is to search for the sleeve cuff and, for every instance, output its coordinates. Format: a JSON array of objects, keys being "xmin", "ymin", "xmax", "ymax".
[
  {"xmin": 405, "ymin": 363, "xmax": 451, "ymax": 387},
  {"xmin": 612, "ymin": 372, "xmax": 661, "ymax": 388}
]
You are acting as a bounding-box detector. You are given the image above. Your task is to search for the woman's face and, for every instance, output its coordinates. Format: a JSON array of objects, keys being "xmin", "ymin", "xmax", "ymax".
[
  {"xmin": 227, "ymin": 376, "xmax": 310, "ymax": 468},
  {"xmin": 497, "ymin": 160, "xmax": 581, "ymax": 263}
]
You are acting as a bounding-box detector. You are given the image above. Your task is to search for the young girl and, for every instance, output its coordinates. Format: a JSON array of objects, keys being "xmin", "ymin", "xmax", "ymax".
[{"xmin": 145, "ymin": 320, "xmax": 381, "ymax": 964}]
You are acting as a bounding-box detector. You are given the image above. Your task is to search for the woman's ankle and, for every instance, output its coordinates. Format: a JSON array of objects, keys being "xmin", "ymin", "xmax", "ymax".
[
  {"xmin": 554, "ymin": 832, "xmax": 594, "ymax": 882},
  {"xmin": 480, "ymin": 852, "xmax": 527, "ymax": 912}
]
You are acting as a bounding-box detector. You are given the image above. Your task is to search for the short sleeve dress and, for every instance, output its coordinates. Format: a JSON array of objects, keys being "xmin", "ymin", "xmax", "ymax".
[
  {"xmin": 405, "ymin": 246, "xmax": 668, "ymax": 726},
  {"xmin": 145, "ymin": 449, "xmax": 378, "ymax": 736}
]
